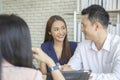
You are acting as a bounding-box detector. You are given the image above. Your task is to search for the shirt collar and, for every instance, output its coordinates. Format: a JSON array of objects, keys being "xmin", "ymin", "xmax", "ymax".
[
  {"xmin": 102, "ymin": 33, "xmax": 111, "ymax": 51},
  {"xmin": 91, "ymin": 33, "xmax": 111, "ymax": 52},
  {"xmin": 91, "ymin": 42, "xmax": 98, "ymax": 51}
]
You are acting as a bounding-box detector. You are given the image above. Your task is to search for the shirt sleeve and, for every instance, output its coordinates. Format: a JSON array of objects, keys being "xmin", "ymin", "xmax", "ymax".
[{"xmin": 67, "ymin": 43, "xmax": 82, "ymax": 70}]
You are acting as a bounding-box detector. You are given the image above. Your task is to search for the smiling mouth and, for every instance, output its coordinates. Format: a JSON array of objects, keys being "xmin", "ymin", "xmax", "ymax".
[{"xmin": 58, "ymin": 35, "xmax": 65, "ymax": 38}]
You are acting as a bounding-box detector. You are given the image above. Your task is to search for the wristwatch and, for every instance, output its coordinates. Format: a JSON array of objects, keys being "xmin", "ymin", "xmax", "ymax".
[{"xmin": 49, "ymin": 63, "xmax": 61, "ymax": 72}]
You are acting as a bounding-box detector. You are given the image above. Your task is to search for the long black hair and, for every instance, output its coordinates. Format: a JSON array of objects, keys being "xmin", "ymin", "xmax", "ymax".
[{"xmin": 0, "ymin": 14, "xmax": 33, "ymax": 68}]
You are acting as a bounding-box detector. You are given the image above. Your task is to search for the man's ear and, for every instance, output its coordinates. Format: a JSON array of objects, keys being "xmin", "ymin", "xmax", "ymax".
[{"xmin": 95, "ymin": 22, "xmax": 101, "ymax": 31}]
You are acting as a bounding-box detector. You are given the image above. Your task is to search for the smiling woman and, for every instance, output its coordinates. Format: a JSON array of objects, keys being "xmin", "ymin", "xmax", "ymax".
[{"xmin": 40, "ymin": 15, "xmax": 77, "ymax": 79}]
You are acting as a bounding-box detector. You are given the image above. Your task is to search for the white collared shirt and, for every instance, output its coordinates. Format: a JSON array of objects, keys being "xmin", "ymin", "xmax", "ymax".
[{"xmin": 68, "ymin": 33, "xmax": 120, "ymax": 80}]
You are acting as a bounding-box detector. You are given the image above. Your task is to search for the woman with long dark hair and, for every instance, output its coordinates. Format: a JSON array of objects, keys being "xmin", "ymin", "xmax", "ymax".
[
  {"xmin": 0, "ymin": 14, "xmax": 65, "ymax": 80},
  {"xmin": 40, "ymin": 15, "xmax": 77, "ymax": 75}
]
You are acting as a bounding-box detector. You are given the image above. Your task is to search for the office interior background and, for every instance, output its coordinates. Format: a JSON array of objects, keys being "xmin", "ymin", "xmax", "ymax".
[{"xmin": 0, "ymin": 0, "xmax": 120, "ymax": 47}]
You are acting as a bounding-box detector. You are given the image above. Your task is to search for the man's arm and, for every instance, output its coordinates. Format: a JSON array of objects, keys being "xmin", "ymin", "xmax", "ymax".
[
  {"xmin": 67, "ymin": 43, "xmax": 82, "ymax": 70},
  {"xmin": 61, "ymin": 64, "xmax": 73, "ymax": 71}
]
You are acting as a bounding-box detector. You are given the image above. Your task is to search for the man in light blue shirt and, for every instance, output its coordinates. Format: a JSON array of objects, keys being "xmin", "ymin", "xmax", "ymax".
[{"xmin": 63, "ymin": 5, "xmax": 120, "ymax": 80}]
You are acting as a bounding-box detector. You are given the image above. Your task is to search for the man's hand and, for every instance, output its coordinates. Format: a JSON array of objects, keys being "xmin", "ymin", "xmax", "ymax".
[
  {"xmin": 88, "ymin": 76, "xmax": 93, "ymax": 80},
  {"xmin": 61, "ymin": 64, "xmax": 73, "ymax": 71}
]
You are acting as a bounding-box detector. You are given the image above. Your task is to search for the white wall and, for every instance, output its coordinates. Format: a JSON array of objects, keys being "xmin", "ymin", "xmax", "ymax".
[
  {"xmin": 2, "ymin": 0, "xmax": 76, "ymax": 47},
  {"xmin": 0, "ymin": 0, "xmax": 2, "ymax": 13}
]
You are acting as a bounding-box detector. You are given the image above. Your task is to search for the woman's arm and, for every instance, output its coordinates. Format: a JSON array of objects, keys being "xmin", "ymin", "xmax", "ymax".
[
  {"xmin": 40, "ymin": 62, "xmax": 47, "ymax": 75},
  {"xmin": 32, "ymin": 48, "xmax": 65, "ymax": 80}
]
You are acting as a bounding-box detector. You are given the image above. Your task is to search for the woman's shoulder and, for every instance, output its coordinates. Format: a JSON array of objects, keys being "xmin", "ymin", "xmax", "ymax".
[
  {"xmin": 2, "ymin": 66, "xmax": 43, "ymax": 80},
  {"xmin": 41, "ymin": 41, "xmax": 53, "ymax": 52},
  {"xmin": 69, "ymin": 41, "xmax": 77, "ymax": 54},
  {"xmin": 41, "ymin": 41, "xmax": 53, "ymax": 47},
  {"xmin": 41, "ymin": 41, "xmax": 51, "ymax": 46},
  {"xmin": 69, "ymin": 41, "xmax": 77, "ymax": 47},
  {"xmin": 20, "ymin": 67, "xmax": 43, "ymax": 80}
]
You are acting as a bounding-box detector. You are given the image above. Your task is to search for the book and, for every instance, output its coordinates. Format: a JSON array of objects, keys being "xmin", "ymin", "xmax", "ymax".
[
  {"xmin": 112, "ymin": 0, "xmax": 117, "ymax": 10},
  {"xmin": 118, "ymin": 0, "xmax": 120, "ymax": 9},
  {"xmin": 76, "ymin": 22, "xmax": 82, "ymax": 42},
  {"xmin": 81, "ymin": 0, "xmax": 89, "ymax": 10},
  {"xmin": 116, "ymin": 23, "xmax": 120, "ymax": 36}
]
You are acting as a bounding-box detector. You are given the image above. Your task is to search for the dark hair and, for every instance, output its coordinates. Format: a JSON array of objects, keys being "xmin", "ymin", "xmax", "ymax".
[
  {"xmin": 44, "ymin": 15, "xmax": 71, "ymax": 63},
  {"xmin": 0, "ymin": 14, "xmax": 33, "ymax": 68},
  {"xmin": 81, "ymin": 4, "xmax": 109, "ymax": 28}
]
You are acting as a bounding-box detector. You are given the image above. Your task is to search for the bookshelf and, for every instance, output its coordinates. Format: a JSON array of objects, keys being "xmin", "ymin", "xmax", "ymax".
[
  {"xmin": 107, "ymin": 10, "xmax": 120, "ymax": 35},
  {"xmin": 107, "ymin": 10, "xmax": 120, "ymax": 13},
  {"xmin": 73, "ymin": 0, "xmax": 120, "ymax": 42},
  {"xmin": 0, "ymin": 0, "xmax": 2, "ymax": 13}
]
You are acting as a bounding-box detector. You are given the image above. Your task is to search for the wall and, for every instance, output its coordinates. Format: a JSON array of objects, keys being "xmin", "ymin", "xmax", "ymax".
[
  {"xmin": 2, "ymin": 0, "xmax": 118, "ymax": 47},
  {"xmin": 2, "ymin": 0, "xmax": 76, "ymax": 47}
]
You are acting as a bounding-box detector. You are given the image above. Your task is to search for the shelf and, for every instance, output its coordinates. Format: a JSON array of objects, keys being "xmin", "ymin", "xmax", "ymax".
[
  {"xmin": 64, "ymin": 13, "xmax": 74, "ymax": 15},
  {"xmin": 64, "ymin": 10, "xmax": 120, "ymax": 15},
  {"xmin": 107, "ymin": 9, "xmax": 120, "ymax": 13},
  {"xmin": 64, "ymin": 9, "xmax": 120, "ymax": 15},
  {"xmin": 64, "ymin": 12, "xmax": 80, "ymax": 15}
]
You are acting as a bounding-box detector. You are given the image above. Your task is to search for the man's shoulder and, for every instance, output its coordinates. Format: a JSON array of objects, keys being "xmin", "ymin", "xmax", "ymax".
[
  {"xmin": 114, "ymin": 35, "xmax": 120, "ymax": 40},
  {"xmin": 79, "ymin": 40, "xmax": 92, "ymax": 45},
  {"xmin": 111, "ymin": 34, "xmax": 120, "ymax": 45},
  {"xmin": 77, "ymin": 40, "xmax": 92, "ymax": 47}
]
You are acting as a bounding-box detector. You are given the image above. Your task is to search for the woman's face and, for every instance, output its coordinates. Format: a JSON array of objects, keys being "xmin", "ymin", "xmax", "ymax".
[{"xmin": 49, "ymin": 20, "xmax": 67, "ymax": 43}]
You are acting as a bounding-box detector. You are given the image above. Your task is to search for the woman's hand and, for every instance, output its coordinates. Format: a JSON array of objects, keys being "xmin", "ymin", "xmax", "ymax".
[
  {"xmin": 32, "ymin": 48, "xmax": 65, "ymax": 80},
  {"xmin": 32, "ymin": 48, "xmax": 49, "ymax": 63},
  {"xmin": 32, "ymin": 48, "xmax": 55, "ymax": 67}
]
